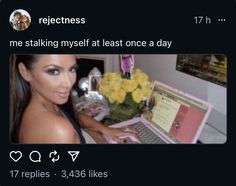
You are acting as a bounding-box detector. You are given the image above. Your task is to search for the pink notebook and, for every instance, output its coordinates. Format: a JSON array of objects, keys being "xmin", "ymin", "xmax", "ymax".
[{"xmin": 106, "ymin": 81, "xmax": 213, "ymax": 144}]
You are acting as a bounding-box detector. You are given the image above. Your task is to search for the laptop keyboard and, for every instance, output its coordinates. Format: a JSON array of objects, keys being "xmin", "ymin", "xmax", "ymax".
[{"xmin": 131, "ymin": 122, "xmax": 167, "ymax": 144}]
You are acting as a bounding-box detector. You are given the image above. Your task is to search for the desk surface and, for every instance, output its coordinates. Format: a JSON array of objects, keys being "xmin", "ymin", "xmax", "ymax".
[{"xmin": 199, "ymin": 124, "xmax": 226, "ymax": 144}]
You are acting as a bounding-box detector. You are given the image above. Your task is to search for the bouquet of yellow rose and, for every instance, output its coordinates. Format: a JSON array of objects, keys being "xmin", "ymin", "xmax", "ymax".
[{"xmin": 99, "ymin": 68, "xmax": 152, "ymax": 125}]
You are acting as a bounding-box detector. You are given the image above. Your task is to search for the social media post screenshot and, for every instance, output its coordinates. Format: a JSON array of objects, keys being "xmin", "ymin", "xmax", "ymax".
[{"xmin": 0, "ymin": 0, "xmax": 235, "ymax": 185}]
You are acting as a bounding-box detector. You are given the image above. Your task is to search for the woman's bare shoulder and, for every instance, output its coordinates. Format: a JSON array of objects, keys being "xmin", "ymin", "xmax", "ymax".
[{"xmin": 20, "ymin": 109, "xmax": 76, "ymax": 144}]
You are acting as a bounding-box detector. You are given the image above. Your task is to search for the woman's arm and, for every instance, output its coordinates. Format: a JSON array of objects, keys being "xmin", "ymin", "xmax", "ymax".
[
  {"xmin": 78, "ymin": 113, "xmax": 112, "ymax": 135},
  {"xmin": 77, "ymin": 113, "xmax": 138, "ymax": 143}
]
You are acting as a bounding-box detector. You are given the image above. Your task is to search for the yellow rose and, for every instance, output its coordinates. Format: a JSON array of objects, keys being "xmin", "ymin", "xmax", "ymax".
[
  {"xmin": 100, "ymin": 69, "xmax": 151, "ymax": 104},
  {"xmin": 99, "ymin": 81, "xmax": 110, "ymax": 96},
  {"xmin": 108, "ymin": 89, "xmax": 126, "ymax": 104},
  {"xmin": 104, "ymin": 72, "xmax": 121, "ymax": 81},
  {"xmin": 108, "ymin": 94, "xmax": 115, "ymax": 103},
  {"xmin": 132, "ymin": 89, "xmax": 144, "ymax": 103},
  {"xmin": 132, "ymin": 69, "xmax": 149, "ymax": 84},
  {"xmin": 133, "ymin": 68, "xmax": 142, "ymax": 74},
  {"xmin": 139, "ymin": 82, "xmax": 152, "ymax": 97},
  {"xmin": 121, "ymin": 79, "xmax": 137, "ymax": 92},
  {"xmin": 114, "ymin": 89, "xmax": 126, "ymax": 103},
  {"xmin": 139, "ymin": 80, "xmax": 149, "ymax": 88},
  {"xmin": 109, "ymin": 79, "xmax": 122, "ymax": 91}
]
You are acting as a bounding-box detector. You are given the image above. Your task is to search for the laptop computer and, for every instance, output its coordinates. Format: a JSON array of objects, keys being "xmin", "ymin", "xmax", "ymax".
[{"xmin": 106, "ymin": 81, "xmax": 213, "ymax": 144}]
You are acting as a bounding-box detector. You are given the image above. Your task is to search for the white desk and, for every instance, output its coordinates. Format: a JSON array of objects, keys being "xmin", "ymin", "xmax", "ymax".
[{"xmin": 199, "ymin": 124, "xmax": 226, "ymax": 144}]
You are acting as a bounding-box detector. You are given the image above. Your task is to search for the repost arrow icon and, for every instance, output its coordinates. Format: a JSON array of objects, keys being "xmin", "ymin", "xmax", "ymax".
[{"xmin": 68, "ymin": 151, "xmax": 80, "ymax": 162}]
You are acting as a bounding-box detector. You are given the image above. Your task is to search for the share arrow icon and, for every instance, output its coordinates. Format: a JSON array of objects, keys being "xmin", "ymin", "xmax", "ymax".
[{"xmin": 68, "ymin": 151, "xmax": 80, "ymax": 162}]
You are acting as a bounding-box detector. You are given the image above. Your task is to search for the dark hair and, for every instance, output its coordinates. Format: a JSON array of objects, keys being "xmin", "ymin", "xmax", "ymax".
[
  {"xmin": 10, "ymin": 54, "xmax": 37, "ymax": 143},
  {"xmin": 13, "ymin": 11, "xmax": 21, "ymax": 17},
  {"xmin": 10, "ymin": 54, "xmax": 79, "ymax": 143}
]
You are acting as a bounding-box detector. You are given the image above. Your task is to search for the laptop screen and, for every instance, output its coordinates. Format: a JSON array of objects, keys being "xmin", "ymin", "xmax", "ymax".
[{"xmin": 146, "ymin": 82, "xmax": 210, "ymax": 143}]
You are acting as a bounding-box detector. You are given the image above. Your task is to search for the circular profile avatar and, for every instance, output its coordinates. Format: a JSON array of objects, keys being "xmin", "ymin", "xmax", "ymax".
[{"xmin": 9, "ymin": 9, "xmax": 31, "ymax": 31}]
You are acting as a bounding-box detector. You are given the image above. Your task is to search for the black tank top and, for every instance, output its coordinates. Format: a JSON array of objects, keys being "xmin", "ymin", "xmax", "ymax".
[{"xmin": 59, "ymin": 107, "xmax": 86, "ymax": 144}]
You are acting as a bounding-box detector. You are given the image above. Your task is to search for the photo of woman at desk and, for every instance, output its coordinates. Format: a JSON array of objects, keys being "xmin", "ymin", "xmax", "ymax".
[{"xmin": 10, "ymin": 54, "xmax": 137, "ymax": 144}]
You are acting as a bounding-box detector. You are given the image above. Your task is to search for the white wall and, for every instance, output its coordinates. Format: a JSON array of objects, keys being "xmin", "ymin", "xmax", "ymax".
[{"xmin": 134, "ymin": 54, "xmax": 227, "ymax": 134}]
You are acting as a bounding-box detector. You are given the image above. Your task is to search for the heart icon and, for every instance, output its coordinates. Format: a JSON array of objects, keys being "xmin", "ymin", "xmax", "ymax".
[{"xmin": 10, "ymin": 151, "xmax": 22, "ymax": 162}]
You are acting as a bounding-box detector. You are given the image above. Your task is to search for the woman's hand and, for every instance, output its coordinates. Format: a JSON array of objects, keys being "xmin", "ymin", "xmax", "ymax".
[
  {"xmin": 102, "ymin": 127, "xmax": 141, "ymax": 144},
  {"xmin": 78, "ymin": 113, "xmax": 140, "ymax": 143}
]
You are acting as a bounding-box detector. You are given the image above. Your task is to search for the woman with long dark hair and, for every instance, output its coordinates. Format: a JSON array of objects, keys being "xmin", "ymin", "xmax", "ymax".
[{"xmin": 10, "ymin": 54, "xmax": 136, "ymax": 144}]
